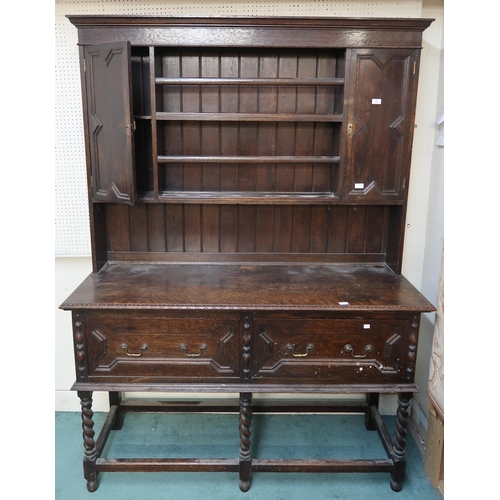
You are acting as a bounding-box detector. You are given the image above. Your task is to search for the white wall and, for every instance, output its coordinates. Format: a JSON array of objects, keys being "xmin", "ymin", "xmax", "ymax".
[
  {"xmin": 402, "ymin": 0, "xmax": 444, "ymax": 428},
  {"xmin": 55, "ymin": 0, "xmax": 444, "ymax": 419}
]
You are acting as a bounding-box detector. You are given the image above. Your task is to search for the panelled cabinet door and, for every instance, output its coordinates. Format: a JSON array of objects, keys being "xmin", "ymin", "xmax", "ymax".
[
  {"xmin": 344, "ymin": 49, "xmax": 419, "ymax": 202},
  {"xmin": 83, "ymin": 42, "xmax": 136, "ymax": 205}
]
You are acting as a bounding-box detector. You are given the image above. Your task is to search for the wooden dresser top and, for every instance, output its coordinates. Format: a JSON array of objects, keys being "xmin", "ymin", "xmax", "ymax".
[{"xmin": 60, "ymin": 263, "xmax": 435, "ymax": 312}]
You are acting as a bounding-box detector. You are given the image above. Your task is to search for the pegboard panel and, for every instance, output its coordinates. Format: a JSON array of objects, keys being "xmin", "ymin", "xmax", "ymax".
[{"xmin": 55, "ymin": 0, "xmax": 423, "ymax": 256}]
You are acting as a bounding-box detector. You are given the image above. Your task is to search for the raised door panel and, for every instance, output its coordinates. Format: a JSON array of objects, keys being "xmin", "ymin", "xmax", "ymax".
[
  {"xmin": 344, "ymin": 49, "xmax": 418, "ymax": 202},
  {"xmin": 83, "ymin": 42, "xmax": 136, "ymax": 205}
]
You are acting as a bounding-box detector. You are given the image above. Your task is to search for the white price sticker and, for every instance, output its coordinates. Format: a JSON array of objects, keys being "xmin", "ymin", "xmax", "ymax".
[{"xmin": 372, "ymin": 98, "xmax": 382, "ymax": 105}]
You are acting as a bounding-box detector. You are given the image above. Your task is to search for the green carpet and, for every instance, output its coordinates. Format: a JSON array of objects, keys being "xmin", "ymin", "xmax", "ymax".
[{"xmin": 55, "ymin": 411, "xmax": 442, "ymax": 500}]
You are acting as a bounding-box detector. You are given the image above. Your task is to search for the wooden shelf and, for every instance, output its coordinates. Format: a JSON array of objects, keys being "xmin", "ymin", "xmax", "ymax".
[
  {"xmin": 157, "ymin": 155, "xmax": 341, "ymax": 164},
  {"xmin": 155, "ymin": 77, "xmax": 345, "ymax": 86},
  {"xmin": 157, "ymin": 191, "xmax": 338, "ymax": 204},
  {"xmin": 155, "ymin": 112, "xmax": 343, "ymax": 122}
]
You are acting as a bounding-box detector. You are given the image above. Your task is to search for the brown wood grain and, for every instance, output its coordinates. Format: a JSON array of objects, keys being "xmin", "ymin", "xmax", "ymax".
[
  {"xmin": 65, "ymin": 16, "xmax": 434, "ymax": 492},
  {"xmin": 61, "ymin": 262, "xmax": 435, "ymax": 312}
]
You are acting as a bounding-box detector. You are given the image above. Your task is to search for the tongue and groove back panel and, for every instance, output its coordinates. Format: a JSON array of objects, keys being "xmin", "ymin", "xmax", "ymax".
[
  {"xmin": 88, "ymin": 41, "xmax": 413, "ymax": 269},
  {"xmin": 70, "ymin": 14, "xmax": 432, "ymax": 273},
  {"xmin": 105, "ymin": 204, "xmax": 391, "ymax": 257}
]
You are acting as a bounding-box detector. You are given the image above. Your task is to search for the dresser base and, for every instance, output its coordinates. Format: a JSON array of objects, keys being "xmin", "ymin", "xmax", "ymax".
[{"xmin": 76, "ymin": 390, "xmax": 412, "ymax": 493}]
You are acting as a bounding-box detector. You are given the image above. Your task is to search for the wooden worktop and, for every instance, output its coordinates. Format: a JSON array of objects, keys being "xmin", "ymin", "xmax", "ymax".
[{"xmin": 60, "ymin": 262, "xmax": 435, "ymax": 312}]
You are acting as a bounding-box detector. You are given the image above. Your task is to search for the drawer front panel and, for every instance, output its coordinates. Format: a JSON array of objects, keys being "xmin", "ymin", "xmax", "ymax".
[
  {"xmin": 252, "ymin": 318, "xmax": 415, "ymax": 384},
  {"xmin": 82, "ymin": 314, "xmax": 240, "ymax": 382}
]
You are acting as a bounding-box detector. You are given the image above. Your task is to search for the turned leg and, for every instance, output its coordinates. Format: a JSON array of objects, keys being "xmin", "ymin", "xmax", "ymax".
[
  {"xmin": 390, "ymin": 392, "xmax": 412, "ymax": 492},
  {"xmin": 239, "ymin": 392, "xmax": 252, "ymax": 492},
  {"xmin": 78, "ymin": 391, "xmax": 99, "ymax": 492}
]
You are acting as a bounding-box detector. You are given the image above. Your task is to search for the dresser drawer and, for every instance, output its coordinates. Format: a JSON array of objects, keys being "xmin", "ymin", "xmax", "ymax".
[
  {"xmin": 252, "ymin": 317, "xmax": 417, "ymax": 384},
  {"xmin": 78, "ymin": 313, "xmax": 240, "ymax": 383}
]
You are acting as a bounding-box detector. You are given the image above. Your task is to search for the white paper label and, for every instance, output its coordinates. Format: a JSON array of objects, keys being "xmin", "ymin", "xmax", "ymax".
[
  {"xmin": 372, "ymin": 98, "xmax": 382, "ymax": 105},
  {"xmin": 354, "ymin": 183, "xmax": 364, "ymax": 189},
  {"xmin": 363, "ymin": 324, "xmax": 371, "ymax": 329},
  {"xmin": 338, "ymin": 301, "xmax": 349, "ymax": 306}
]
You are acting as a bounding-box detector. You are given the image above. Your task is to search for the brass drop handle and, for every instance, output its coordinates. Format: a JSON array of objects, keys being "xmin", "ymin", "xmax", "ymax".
[
  {"xmin": 285, "ymin": 343, "xmax": 314, "ymax": 358},
  {"xmin": 344, "ymin": 344, "xmax": 373, "ymax": 358},
  {"xmin": 121, "ymin": 343, "xmax": 148, "ymax": 357},
  {"xmin": 179, "ymin": 343, "xmax": 207, "ymax": 357}
]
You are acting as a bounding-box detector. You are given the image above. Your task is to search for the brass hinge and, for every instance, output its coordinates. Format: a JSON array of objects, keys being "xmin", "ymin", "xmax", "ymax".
[
  {"xmin": 83, "ymin": 58, "xmax": 86, "ymax": 72},
  {"xmin": 125, "ymin": 121, "xmax": 136, "ymax": 137},
  {"xmin": 413, "ymin": 62, "xmax": 416, "ymax": 74}
]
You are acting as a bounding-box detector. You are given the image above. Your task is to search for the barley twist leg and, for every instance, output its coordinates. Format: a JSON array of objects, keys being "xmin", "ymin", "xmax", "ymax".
[
  {"xmin": 239, "ymin": 392, "xmax": 252, "ymax": 492},
  {"xmin": 390, "ymin": 392, "xmax": 412, "ymax": 492},
  {"xmin": 78, "ymin": 391, "xmax": 99, "ymax": 492}
]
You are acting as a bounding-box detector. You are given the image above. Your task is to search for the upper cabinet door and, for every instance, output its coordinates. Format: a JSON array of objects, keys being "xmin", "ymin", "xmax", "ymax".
[
  {"xmin": 344, "ymin": 49, "xmax": 419, "ymax": 202},
  {"xmin": 83, "ymin": 42, "xmax": 136, "ymax": 205}
]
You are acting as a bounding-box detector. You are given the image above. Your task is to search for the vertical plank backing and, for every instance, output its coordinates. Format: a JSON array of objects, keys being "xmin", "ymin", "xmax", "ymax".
[
  {"xmin": 131, "ymin": 47, "xmax": 150, "ymax": 117},
  {"xmin": 218, "ymin": 50, "xmax": 239, "ymax": 251},
  {"xmin": 134, "ymin": 120, "xmax": 153, "ymax": 194},
  {"xmin": 220, "ymin": 206, "xmax": 238, "ymax": 252},
  {"xmin": 147, "ymin": 204, "xmax": 167, "ymax": 252},
  {"xmin": 165, "ymin": 204, "xmax": 184, "ymax": 252},
  {"xmin": 184, "ymin": 205, "xmax": 202, "ymax": 251},
  {"xmin": 274, "ymin": 206, "xmax": 293, "ymax": 252},
  {"xmin": 181, "ymin": 50, "xmax": 202, "ymax": 191},
  {"xmin": 257, "ymin": 52, "xmax": 278, "ymax": 191},
  {"xmin": 129, "ymin": 204, "xmax": 148, "ymax": 252},
  {"xmin": 364, "ymin": 206, "xmax": 387, "ymax": 253},
  {"xmin": 255, "ymin": 206, "xmax": 275, "ymax": 252},
  {"xmin": 131, "ymin": 45, "xmax": 152, "ymax": 200},
  {"xmin": 238, "ymin": 206, "xmax": 257, "ymax": 252},
  {"xmin": 202, "ymin": 205, "xmax": 220, "ymax": 252},
  {"xmin": 145, "ymin": 46, "xmax": 157, "ymax": 199},
  {"xmin": 275, "ymin": 51, "xmax": 297, "ymax": 192},
  {"xmin": 346, "ymin": 206, "xmax": 367, "ymax": 253},
  {"xmin": 161, "ymin": 49, "xmax": 182, "ymax": 192},
  {"xmin": 238, "ymin": 51, "xmax": 259, "ymax": 192},
  {"xmin": 327, "ymin": 206, "xmax": 348, "ymax": 253},
  {"xmin": 106, "ymin": 204, "xmax": 389, "ymax": 257},
  {"xmin": 291, "ymin": 206, "xmax": 312, "ymax": 253},
  {"xmin": 219, "ymin": 51, "xmax": 239, "ymax": 191},
  {"xmin": 294, "ymin": 50, "xmax": 316, "ymax": 192},
  {"xmin": 201, "ymin": 51, "xmax": 221, "ymax": 191},
  {"xmin": 106, "ymin": 205, "xmax": 130, "ymax": 252},
  {"xmin": 315, "ymin": 51, "xmax": 339, "ymax": 195},
  {"xmin": 310, "ymin": 206, "xmax": 329, "ymax": 253}
]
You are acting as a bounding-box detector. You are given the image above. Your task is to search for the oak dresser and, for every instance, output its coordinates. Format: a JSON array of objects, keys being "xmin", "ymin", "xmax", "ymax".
[{"xmin": 60, "ymin": 15, "xmax": 435, "ymax": 493}]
